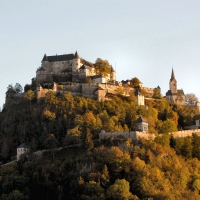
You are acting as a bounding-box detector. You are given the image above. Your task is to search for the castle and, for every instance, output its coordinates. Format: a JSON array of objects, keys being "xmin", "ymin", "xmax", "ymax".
[
  {"xmin": 36, "ymin": 51, "xmax": 116, "ymax": 85},
  {"xmin": 34, "ymin": 52, "xmax": 127, "ymax": 101}
]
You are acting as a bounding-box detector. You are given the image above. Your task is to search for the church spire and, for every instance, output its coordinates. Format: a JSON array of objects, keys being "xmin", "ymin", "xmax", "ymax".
[{"xmin": 171, "ymin": 68, "xmax": 175, "ymax": 81}]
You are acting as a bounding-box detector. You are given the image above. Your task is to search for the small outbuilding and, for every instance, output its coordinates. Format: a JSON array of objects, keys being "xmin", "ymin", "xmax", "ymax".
[
  {"xmin": 17, "ymin": 143, "xmax": 29, "ymax": 161},
  {"xmin": 136, "ymin": 117, "xmax": 148, "ymax": 133}
]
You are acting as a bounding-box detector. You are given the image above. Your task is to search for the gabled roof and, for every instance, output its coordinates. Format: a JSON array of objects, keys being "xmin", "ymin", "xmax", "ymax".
[
  {"xmin": 37, "ymin": 67, "xmax": 46, "ymax": 72},
  {"xmin": 166, "ymin": 89, "xmax": 185, "ymax": 96},
  {"xmin": 17, "ymin": 143, "xmax": 28, "ymax": 149},
  {"xmin": 166, "ymin": 90, "xmax": 172, "ymax": 96},
  {"xmin": 42, "ymin": 54, "xmax": 76, "ymax": 62},
  {"xmin": 136, "ymin": 117, "xmax": 148, "ymax": 123},
  {"xmin": 178, "ymin": 89, "xmax": 185, "ymax": 95},
  {"xmin": 80, "ymin": 58, "xmax": 93, "ymax": 67}
]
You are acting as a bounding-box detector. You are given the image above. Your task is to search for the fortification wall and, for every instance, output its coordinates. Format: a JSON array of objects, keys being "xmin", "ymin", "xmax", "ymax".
[
  {"xmin": 99, "ymin": 130, "xmax": 155, "ymax": 141},
  {"xmin": 99, "ymin": 129, "xmax": 200, "ymax": 141},
  {"xmin": 143, "ymin": 87, "xmax": 154, "ymax": 97},
  {"xmin": 72, "ymin": 72, "xmax": 86, "ymax": 83},
  {"xmin": 169, "ymin": 129, "xmax": 200, "ymax": 138},
  {"xmin": 53, "ymin": 74, "xmax": 72, "ymax": 83},
  {"xmin": 64, "ymin": 84, "xmax": 82, "ymax": 93},
  {"xmin": 37, "ymin": 73, "xmax": 53, "ymax": 84},
  {"xmin": 82, "ymin": 83, "xmax": 98, "ymax": 96}
]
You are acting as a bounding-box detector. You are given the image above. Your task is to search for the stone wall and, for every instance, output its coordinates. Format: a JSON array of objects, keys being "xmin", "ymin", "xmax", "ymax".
[
  {"xmin": 99, "ymin": 129, "xmax": 200, "ymax": 142},
  {"xmin": 36, "ymin": 72, "xmax": 53, "ymax": 84},
  {"xmin": 99, "ymin": 130, "xmax": 155, "ymax": 141},
  {"xmin": 72, "ymin": 72, "xmax": 86, "ymax": 83},
  {"xmin": 169, "ymin": 129, "xmax": 200, "ymax": 138}
]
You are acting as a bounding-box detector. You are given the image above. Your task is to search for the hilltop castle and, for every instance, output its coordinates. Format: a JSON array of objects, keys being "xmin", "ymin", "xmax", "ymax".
[{"xmin": 36, "ymin": 51, "xmax": 116, "ymax": 85}]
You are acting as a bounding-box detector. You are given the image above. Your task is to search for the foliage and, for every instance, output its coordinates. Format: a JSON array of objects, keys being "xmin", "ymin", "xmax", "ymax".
[
  {"xmin": 94, "ymin": 58, "xmax": 111, "ymax": 77},
  {"xmin": 130, "ymin": 77, "xmax": 141, "ymax": 88},
  {"xmin": 6, "ymin": 83, "xmax": 23, "ymax": 94},
  {"xmin": 185, "ymin": 93, "xmax": 199, "ymax": 105},
  {"xmin": 1, "ymin": 88, "xmax": 200, "ymax": 199}
]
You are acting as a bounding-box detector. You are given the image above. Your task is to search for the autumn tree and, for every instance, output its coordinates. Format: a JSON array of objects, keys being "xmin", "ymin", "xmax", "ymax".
[
  {"xmin": 153, "ymin": 86, "xmax": 162, "ymax": 99},
  {"xmin": 130, "ymin": 77, "xmax": 142, "ymax": 88},
  {"xmin": 44, "ymin": 134, "xmax": 59, "ymax": 158},
  {"xmin": 94, "ymin": 58, "xmax": 111, "ymax": 77},
  {"xmin": 185, "ymin": 93, "xmax": 199, "ymax": 105},
  {"xmin": 159, "ymin": 119, "xmax": 177, "ymax": 134},
  {"xmin": 24, "ymin": 89, "xmax": 34, "ymax": 108},
  {"xmin": 107, "ymin": 179, "xmax": 132, "ymax": 200}
]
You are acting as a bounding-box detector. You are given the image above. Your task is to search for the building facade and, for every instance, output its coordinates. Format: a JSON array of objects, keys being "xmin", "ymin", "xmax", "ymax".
[{"xmin": 36, "ymin": 51, "xmax": 116, "ymax": 85}]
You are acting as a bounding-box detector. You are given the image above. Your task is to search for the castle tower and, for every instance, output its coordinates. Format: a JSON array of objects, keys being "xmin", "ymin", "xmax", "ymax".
[
  {"xmin": 169, "ymin": 68, "xmax": 177, "ymax": 94},
  {"xmin": 72, "ymin": 51, "xmax": 81, "ymax": 72},
  {"xmin": 110, "ymin": 66, "xmax": 116, "ymax": 82},
  {"xmin": 41, "ymin": 54, "xmax": 50, "ymax": 71}
]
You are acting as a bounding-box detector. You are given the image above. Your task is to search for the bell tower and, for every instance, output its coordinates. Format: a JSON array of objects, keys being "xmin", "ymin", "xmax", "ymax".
[{"xmin": 169, "ymin": 68, "xmax": 177, "ymax": 94}]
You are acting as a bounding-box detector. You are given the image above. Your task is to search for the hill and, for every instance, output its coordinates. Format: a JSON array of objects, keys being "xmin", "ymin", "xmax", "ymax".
[{"xmin": 1, "ymin": 91, "xmax": 200, "ymax": 199}]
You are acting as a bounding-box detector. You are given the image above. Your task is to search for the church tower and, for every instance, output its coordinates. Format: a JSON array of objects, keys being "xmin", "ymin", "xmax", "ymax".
[{"xmin": 169, "ymin": 68, "xmax": 177, "ymax": 94}]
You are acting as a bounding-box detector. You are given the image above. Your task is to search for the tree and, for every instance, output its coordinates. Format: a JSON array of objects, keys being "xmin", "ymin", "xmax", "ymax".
[
  {"xmin": 45, "ymin": 91, "xmax": 56, "ymax": 105},
  {"xmin": 44, "ymin": 134, "xmax": 59, "ymax": 158},
  {"xmin": 107, "ymin": 179, "xmax": 132, "ymax": 200},
  {"xmin": 24, "ymin": 84, "xmax": 31, "ymax": 92},
  {"xmin": 185, "ymin": 93, "xmax": 199, "ymax": 105},
  {"xmin": 159, "ymin": 119, "xmax": 177, "ymax": 134},
  {"xmin": 153, "ymin": 86, "xmax": 162, "ymax": 99},
  {"xmin": 24, "ymin": 89, "xmax": 34, "ymax": 108},
  {"xmin": 64, "ymin": 126, "xmax": 82, "ymax": 146},
  {"xmin": 84, "ymin": 128, "xmax": 94, "ymax": 151},
  {"xmin": 6, "ymin": 84, "xmax": 16, "ymax": 94},
  {"xmin": 130, "ymin": 77, "xmax": 142, "ymax": 88},
  {"xmin": 94, "ymin": 58, "xmax": 111, "ymax": 77},
  {"xmin": 181, "ymin": 137, "xmax": 193, "ymax": 159},
  {"xmin": 14, "ymin": 83, "xmax": 23, "ymax": 93},
  {"xmin": 192, "ymin": 134, "xmax": 200, "ymax": 159}
]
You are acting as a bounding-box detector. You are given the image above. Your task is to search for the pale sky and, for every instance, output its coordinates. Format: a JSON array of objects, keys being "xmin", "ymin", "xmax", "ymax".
[{"xmin": 1, "ymin": 0, "xmax": 200, "ymax": 109}]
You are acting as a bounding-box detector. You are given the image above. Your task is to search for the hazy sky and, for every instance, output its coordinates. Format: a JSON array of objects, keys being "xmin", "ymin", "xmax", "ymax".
[{"xmin": 1, "ymin": 0, "xmax": 200, "ymax": 109}]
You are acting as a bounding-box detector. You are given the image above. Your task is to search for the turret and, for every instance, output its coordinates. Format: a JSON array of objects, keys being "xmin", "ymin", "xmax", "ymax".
[
  {"xmin": 72, "ymin": 51, "xmax": 81, "ymax": 72},
  {"xmin": 41, "ymin": 54, "xmax": 50, "ymax": 71},
  {"xmin": 110, "ymin": 66, "xmax": 116, "ymax": 82}
]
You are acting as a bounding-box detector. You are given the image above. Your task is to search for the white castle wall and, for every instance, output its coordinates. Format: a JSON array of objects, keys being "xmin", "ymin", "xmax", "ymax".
[
  {"xmin": 99, "ymin": 130, "xmax": 155, "ymax": 141},
  {"xmin": 169, "ymin": 129, "xmax": 200, "ymax": 138},
  {"xmin": 99, "ymin": 129, "xmax": 200, "ymax": 141}
]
